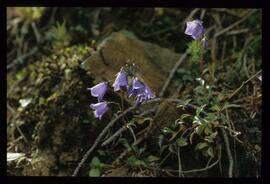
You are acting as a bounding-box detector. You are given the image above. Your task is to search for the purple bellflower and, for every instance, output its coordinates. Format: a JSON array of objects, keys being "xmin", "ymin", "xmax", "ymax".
[
  {"xmin": 88, "ymin": 82, "xmax": 108, "ymax": 102},
  {"xmin": 90, "ymin": 102, "xmax": 109, "ymax": 120},
  {"xmin": 113, "ymin": 70, "xmax": 129, "ymax": 91},
  {"xmin": 128, "ymin": 78, "xmax": 155, "ymax": 107},
  {"xmin": 135, "ymin": 93, "xmax": 147, "ymax": 108},
  {"xmin": 185, "ymin": 20, "xmax": 204, "ymax": 40},
  {"xmin": 127, "ymin": 78, "xmax": 146, "ymax": 97},
  {"xmin": 144, "ymin": 84, "xmax": 155, "ymax": 99}
]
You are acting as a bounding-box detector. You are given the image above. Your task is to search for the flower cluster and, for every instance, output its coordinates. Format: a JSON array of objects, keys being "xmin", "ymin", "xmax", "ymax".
[
  {"xmin": 185, "ymin": 19, "xmax": 207, "ymax": 48},
  {"xmin": 88, "ymin": 82, "xmax": 109, "ymax": 120},
  {"xmin": 88, "ymin": 65, "xmax": 155, "ymax": 119}
]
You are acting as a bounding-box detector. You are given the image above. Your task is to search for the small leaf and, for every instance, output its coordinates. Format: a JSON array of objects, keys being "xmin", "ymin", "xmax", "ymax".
[
  {"xmin": 180, "ymin": 114, "xmax": 192, "ymax": 120},
  {"xmin": 220, "ymin": 114, "xmax": 229, "ymax": 124},
  {"xmin": 204, "ymin": 125, "xmax": 212, "ymax": 135},
  {"xmin": 7, "ymin": 153, "xmax": 25, "ymax": 162},
  {"xmin": 195, "ymin": 125, "xmax": 205, "ymax": 135},
  {"xmin": 193, "ymin": 116, "xmax": 202, "ymax": 125},
  {"xmin": 162, "ymin": 127, "xmax": 174, "ymax": 134},
  {"xmin": 177, "ymin": 99, "xmax": 192, "ymax": 110},
  {"xmin": 147, "ymin": 155, "xmax": 160, "ymax": 162},
  {"xmin": 126, "ymin": 156, "xmax": 137, "ymax": 166},
  {"xmin": 210, "ymin": 131, "xmax": 218, "ymax": 139},
  {"xmin": 195, "ymin": 142, "xmax": 208, "ymax": 150},
  {"xmin": 177, "ymin": 137, "xmax": 188, "ymax": 147},
  {"xmin": 205, "ymin": 113, "xmax": 217, "ymax": 122},
  {"xmin": 137, "ymin": 117, "xmax": 152, "ymax": 125},
  {"xmin": 91, "ymin": 157, "xmax": 100, "ymax": 167},
  {"xmin": 207, "ymin": 147, "xmax": 214, "ymax": 157},
  {"xmin": 134, "ymin": 160, "xmax": 146, "ymax": 166},
  {"xmin": 89, "ymin": 168, "xmax": 100, "ymax": 177},
  {"xmin": 211, "ymin": 104, "xmax": 220, "ymax": 112},
  {"xmin": 196, "ymin": 104, "xmax": 206, "ymax": 116},
  {"xmin": 19, "ymin": 98, "xmax": 32, "ymax": 108},
  {"xmin": 119, "ymin": 138, "xmax": 131, "ymax": 149}
]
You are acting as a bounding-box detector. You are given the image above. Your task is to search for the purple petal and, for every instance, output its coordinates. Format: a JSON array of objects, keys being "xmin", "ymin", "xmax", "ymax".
[
  {"xmin": 90, "ymin": 102, "xmax": 108, "ymax": 119},
  {"xmin": 113, "ymin": 70, "xmax": 129, "ymax": 91},
  {"xmin": 185, "ymin": 20, "xmax": 204, "ymax": 40},
  {"xmin": 144, "ymin": 84, "xmax": 155, "ymax": 99},
  {"xmin": 89, "ymin": 82, "xmax": 107, "ymax": 102},
  {"xmin": 128, "ymin": 78, "xmax": 145, "ymax": 98}
]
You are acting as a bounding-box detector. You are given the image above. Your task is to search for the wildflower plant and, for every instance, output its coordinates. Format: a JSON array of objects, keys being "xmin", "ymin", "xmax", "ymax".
[
  {"xmin": 185, "ymin": 19, "xmax": 209, "ymax": 76},
  {"xmin": 88, "ymin": 63, "xmax": 156, "ymax": 120}
]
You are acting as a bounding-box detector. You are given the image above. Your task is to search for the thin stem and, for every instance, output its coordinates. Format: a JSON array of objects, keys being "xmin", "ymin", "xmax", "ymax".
[
  {"xmin": 221, "ymin": 128, "xmax": 233, "ymax": 178},
  {"xmin": 228, "ymin": 69, "xmax": 262, "ymax": 100},
  {"xmin": 177, "ymin": 147, "xmax": 184, "ymax": 177}
]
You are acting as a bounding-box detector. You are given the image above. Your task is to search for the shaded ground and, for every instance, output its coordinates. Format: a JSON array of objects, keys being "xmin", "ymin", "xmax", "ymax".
[{"xmin": 7, "ymin": 8, "xmax": 261, "ymax": 177}]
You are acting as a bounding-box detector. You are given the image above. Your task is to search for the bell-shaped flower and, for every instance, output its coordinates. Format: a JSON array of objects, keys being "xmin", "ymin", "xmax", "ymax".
[
  {"xmin": 87, "ymin": 82, "xmax": 108, "ymax": 102},
  {"xmin": 134, "ymin": 93, "xmax": 147, "ymax": 108},
  {"xmin": 144, "ymin": 84, "xmax": 155, "ymax": 99},
  {"xmin": 113, "ymin": 70, "xmax": 129, "ymax": 91},
  {"xmin": 90, "ymin": 102, "xmax": 109, "ymax": 120},
  {"xmin": 127, "ymin": 78, "xmax": 145, "ymax": 97},
  {"xmin": 185, "ymin": 20, "xmax": 204, "ymax": 40}
]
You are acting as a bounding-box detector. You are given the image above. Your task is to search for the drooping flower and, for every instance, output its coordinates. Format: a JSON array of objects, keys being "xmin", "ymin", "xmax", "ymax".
[
  {"xmin": 113, "ymin": 70, "xmax": 129, "ymax": 91},
  {"xmin": 88, "ymin": 82, "xmax": 108, "ymax": 102},
  {"xmin": 127, "ymin": 78, "xmax": 155, "ymax": 107},
  {"xmin": 135, "ymin": 93, "xmax": 147, "ymax": 108},
  {"xmin": 127, "ymin": 78, "xmax": 146, "ymax": 97},
  {"xmin": 90, "ymin": 102, "xmax": 109, "ymax": 120},
  {"xmin": 258, "ymin": 75, "xmax": 262, "ymax": 81},
  {"xmin": 185, "ymin": 20, "xmax": 204, "ymax": 40},
  {"xmin": 144, "ymin": 84, "xmax": 155, "ymax": 99}
]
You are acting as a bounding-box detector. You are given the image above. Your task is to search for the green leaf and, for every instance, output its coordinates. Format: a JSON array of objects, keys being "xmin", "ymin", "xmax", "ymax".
[
  {"xmin": 195, "ymin": 142, "xmax": 208, "ymax": 150},
  {"xmin": 126, "ymin": 156, "xmax": 137, "ymax": 166},
  {"xmin": 162, "ymin": 127, "xmax": 174, "ymax": 134},
  {"xmin": 119, "ymin": 138, "xmax": 131, "ymax": 149},
  {"xmin": 204, "ymin": 125, "xmax": 212, "ymax": 135},
  {"xmin": 137, "ymin": 117, "xmax": 152, "ymax": 125},
  {"xmin": 210, "ymin": 131, "xmax": 218, "ymax": 139},
  {"xmin": 205, "ymin": 113, "xmax": 217, "ymax": 122},
  {"xmin": 220, "ymin": 114, "xmax": 229, "ymax": 124},
  {"xmin": 196, "ymin": 105, "xmax": 206, "ymax": 116},
  {"xmin": 91, "ymin": 157, "xmax": 100, "ymax": 168},
  {"xmin": 180, "ymin": 114, "xmax": 192, "ymax": 120},
  {"xmin": 134, "ymin": 160, "xmax": 146, "ymax": 166},
  {"xmin": 195, "ymin": 125, "xmax": 205, "ymax": 135},
  {"xmin": 193, "ymin": 116, "xmax": 202, "ymax": 125},
  {"xmin": 177, "ymin": 137, "xmax": 188, "ymax": 147},
  {"xmin": 207, "ymin": 147, "xmax": 214, "ymax": 157},
  {"xmin": 89, "ymin": 168, "xmax": 100, "ymax": 177},
  {"xmin": 211, "ymin": 104, "xmax": 220, "ymax": 112},
  {"xmin": 147, "ymin": 155, "xmax": 160, "ymax": 162},
  {"xmin": 177, "ymin": 99, "xmax": 192, "ymax": 110}
]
